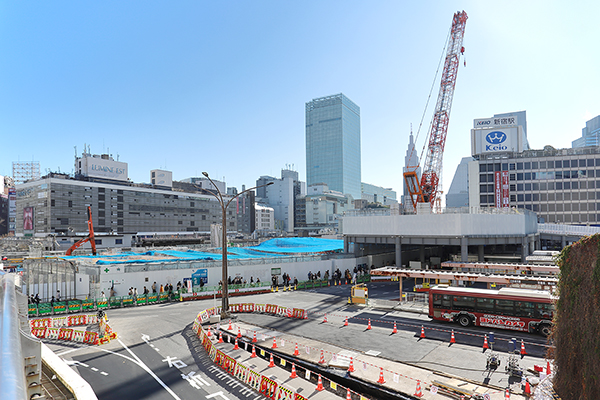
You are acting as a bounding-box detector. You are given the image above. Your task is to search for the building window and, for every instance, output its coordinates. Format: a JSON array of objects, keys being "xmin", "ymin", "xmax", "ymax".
[
  {"xmin": 525, "ymin": 194, "xmax": 532, "ymax": 202},
  {"xmin": 479, "ymin": 164, "xmax": 487, "ymax": 173},
  {"xmin": 531, "ymin": 161, "xmax": 538, "ymax": 169},
  {"xmin": 572, "ymin": 182, "xmax": 578, "ymax": 189},
  {"xmin": 525, "ymin": 172, "xmax": 531, "ymax": 180},
  {"xmin": 548, "ymin": 160, "xmax": 554, "ymax": 168},
  {"xmin": 480, "ymin": 174, "xmax": 487, "ymax": 183},
  {"xmin": 480, "ymin": 185, "xmax": 487, "ymax": 193},
  {"xmin": 95, "ymin": 239, "xmax": 102, "ymax": 245},
  {"xmin": 517, "ymin": 194, "xmax": 524, "ymax": 202},
  {"xmin": 564, "ymin": 182, "xmax": 571, "ymax": 190},
  {"xmin": 509, "ymin": 163, "xmax": 516, "ymax": 170},
  {"xmin": 517, "ymin": 184, "xmax": 524, "ymax": 191},
  {"xmin": 540, "ymin": 161, "xmax": 547, "ymax": 169},
  {"xmin": 115, "ymin": 239, "xmax": 123, "ymax": 244},
  {"xmin": 510, "ymin": 174, "xmax": 516, "ymax": 181},
  {"xmin": 510, "ymin": 195, "xmax": 516, "ymax": 202},
  {"xmin": 556, "ymin": 182, "xmax": 562, "ymax": 190},
  {"xmin": 525, "ymin": 183, "xmax": 531, "ymax": 191},
  {"xmin": 524, "ymin": 162, "xmax": 531, "ymax": 170},
  {"xmin": 190, "ymin": 221, "xmax": 195, "ymax": 226},
  {"xmin": 555, "ymin": 160, "xmax": 562, "ymax": 168},
  {"xmin": 517, "ymin": 163, "xmax": 523, "ymax": 170},
  {"xmin": 517, "ymin": 173, "xmax": 523, "ymax": 180},
  {"xmin": 563, "ymin": 160, "xmax": 570, "ymax": 168}
]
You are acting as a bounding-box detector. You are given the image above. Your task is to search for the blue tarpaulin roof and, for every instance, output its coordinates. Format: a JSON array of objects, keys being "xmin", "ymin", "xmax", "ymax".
[{"xmin": 60, "ymin": 237, "xmax": 343, "ymax": 264}]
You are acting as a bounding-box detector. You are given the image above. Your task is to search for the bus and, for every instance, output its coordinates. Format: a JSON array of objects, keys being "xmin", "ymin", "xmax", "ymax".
[{"xmin": 428, "ymin": 285, "xmax": 555, "ymax": 336}]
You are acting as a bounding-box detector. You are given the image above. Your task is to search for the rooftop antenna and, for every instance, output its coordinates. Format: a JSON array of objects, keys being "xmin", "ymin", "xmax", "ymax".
[{"xmin": 117, "ymin": 153, "xmax": 119, "ymax": 161}]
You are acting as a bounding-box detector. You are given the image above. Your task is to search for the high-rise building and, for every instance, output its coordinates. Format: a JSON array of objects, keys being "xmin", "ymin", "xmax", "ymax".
[
  {"xmin": 255, "ymin": 169, "xmax": 305, "ymax": 232},
  {"xmin": 305, "ymin": 93, "xmax": 361, "ymax": 199},
  {"xmin": 572, "ymin": 115, "xmax": 600, "ymax": 148}
]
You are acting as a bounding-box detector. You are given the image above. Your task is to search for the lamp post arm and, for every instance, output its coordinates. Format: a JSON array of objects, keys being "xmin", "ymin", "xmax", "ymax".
[{"xmin": 225, "ymin": 182, "xmax": 274, "ymax": 209}]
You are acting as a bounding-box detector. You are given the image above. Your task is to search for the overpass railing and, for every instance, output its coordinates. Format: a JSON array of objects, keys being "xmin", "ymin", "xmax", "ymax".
[{"xmin": 538, "ymin": 223, "xmax": 600, "ymax": 237}]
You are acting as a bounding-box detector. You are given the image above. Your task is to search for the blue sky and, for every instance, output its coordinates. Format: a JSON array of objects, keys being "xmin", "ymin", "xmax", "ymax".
[{"xmin": 2, "ymin": 1, "xmax": 599, "ymax": 200}]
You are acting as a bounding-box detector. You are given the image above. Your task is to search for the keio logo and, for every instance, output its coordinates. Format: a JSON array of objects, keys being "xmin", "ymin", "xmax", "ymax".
[{"xmin": 485, "ymin": 131, "xmax": 508, "ymax": 151}]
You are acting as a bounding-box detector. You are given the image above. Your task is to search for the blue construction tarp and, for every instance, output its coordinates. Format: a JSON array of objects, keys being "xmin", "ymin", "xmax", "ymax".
[{"xmin": 60, "ymin": 237, "xmax": 343, "ymax": 264}]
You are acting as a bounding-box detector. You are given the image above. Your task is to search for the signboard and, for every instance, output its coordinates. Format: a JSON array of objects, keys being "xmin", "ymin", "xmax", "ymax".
[
  {"xmin": 473, "ymin": 116, "xmax": 518, "ymax": 128},
  {"xmin": 494, "ymin": 171, "xmax": 510, "ymax": 208},
  {"xmin": 8, "ymin": 188, "xmax": 16, "ymax": 234},
  {"xmin": 471, "ymin": 126, "xmax": 524, "ymax": 156},
  {"xmin": 23, "ymin": 206, "xmax": 34, "ymax": 231},
  {"xmin": 501, "ymin": 171, "xmax": 509, "ymax": 207},
  {"xmin": 494, "ymin": 172, "xmax": 502, "ymax": 208},
  {"xmin": 192, "ymin": 269, "xmax": 208, "ymax": 285},
  {"xmin": 79, "ymin": 156, "xmax": 128, "ymax": 182}
]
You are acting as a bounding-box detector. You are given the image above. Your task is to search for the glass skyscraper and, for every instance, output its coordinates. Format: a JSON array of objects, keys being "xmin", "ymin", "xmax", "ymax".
[{"xmin": 305, "ymin": 93, "xmax": 361, "ymax": 199}]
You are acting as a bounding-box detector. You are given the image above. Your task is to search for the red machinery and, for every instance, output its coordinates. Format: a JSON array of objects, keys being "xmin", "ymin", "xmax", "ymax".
[
  {"xmin": 404, "ymin": 11, "xmax": 468, "ymax": 209},
  {"xmin": 65, "ymin": 206, "xmax": 97, "ymax": 256}
]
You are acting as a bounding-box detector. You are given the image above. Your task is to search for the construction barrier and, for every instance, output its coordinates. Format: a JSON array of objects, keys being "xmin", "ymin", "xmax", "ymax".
[
  {"xmin": 27, "ymin": 277, "xmax": 371, "ymax": 317},
  {"xmin": 29, "ymin": 312, "xmax": 113, "ymax": 346}
]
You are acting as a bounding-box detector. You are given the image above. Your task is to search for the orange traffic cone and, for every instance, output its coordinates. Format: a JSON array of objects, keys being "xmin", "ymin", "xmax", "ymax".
[
  {"xmin": 237, "ymin": 328, "xmax": 242, "ymax": 339},
  {"xmin": 377, "ymin": 368, "xmax": 385, "ymax": 384},
  {"xmin": 268, "ymin": 353, "xmax": 275, "ymax": 367},
  {"xmin": 546, "ymin": 360, "xmax": 551, "ymax": 375},
  {"xmin": 393, "ymin": 321, "xmax": 397, "ymax": 334},
  {"xmin": 323, "ymin": 314, "xmax": 327, "ymax": 323},
  {"xmin": 504, "ymin": 388, "xmax": 510, "ymax": 399},
  {"xmin": 251, "ymin": 345, "xmax": 257, "ymax": 358},
  {"xmin": 450, "ymin": 330, "xmax": 456, "ymax": 344},
  {"xmin": 252, "ymin": 331, "xmax": 257, "ymax": 343},
  {"xmin": 290, "ymin": 363, "xmax": 298, "ymax": 379},
  {"xmin": 319, "ymin": 349, "xmax": 326, "ymax": 364},
  {"xmin": 420, "ymin": 325, "xmax": 425, "ymax": 339},
  {"xmin": 414, "ymin": 380, "xmax": 424, "ymax": 397},
  {"xmin": 524, "ymin": 379, "xmax": 531, "ymax": 396},
  {"xmin": 520, "ymin": 340, "xmax": 527, "ymax": 356},
  {"xmin": 234, "ymin": 338, "xmax": 239, "ymax": 350},
  {"xmin": 348, "ymin": 357, "xmax": 355, "ymax": 372},
  {"xmin": 483, "ymin": 335, "xmax": 489, "ymax": 349},
  {"xmin": 316, "ymin": 374, "xmax": 324, "ymax": 391},
  {"xmin": 294, "ymin": 343, "xmax": 299, "ymax": 356},
  {"xmin": 346, "ymin": 388, "xmax": 352, "ymax": 400},
  {"xmin": 218, "ymin": 331, "xmax": 223, "ymax": 343},
  {"xmin": 367, "ymin": 319, "xmax": 372, "ymax": 330},
  {"xmin": 207, "ymin": 327, "xmax": 212, "ymax": 337},
  {"xmin": 228, "ymin": 319, "xmax": 233, "ymax": 330},
  {"xmin": 272, "ymin": 337, "xmax": 277, "ymax": 349},
  {"xmin": 344, "ymin": 316, "xmax": 348, "ymax": 326}
]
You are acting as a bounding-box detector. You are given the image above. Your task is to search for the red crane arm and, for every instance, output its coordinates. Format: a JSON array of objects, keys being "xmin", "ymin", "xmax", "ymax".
[
  {"xmin": 404, "ymin": 11, "xmax": 467, "ymax": 210},
  {"xmin": 65, "ymin": 206, "xmax": 97, "ymax": 256}
]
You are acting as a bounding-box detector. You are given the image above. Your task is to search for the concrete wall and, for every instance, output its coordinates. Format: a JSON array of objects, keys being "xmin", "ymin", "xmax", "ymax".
[{"xmin": 342, "ymin": 212, "xmax": 537, "ymax": 237}]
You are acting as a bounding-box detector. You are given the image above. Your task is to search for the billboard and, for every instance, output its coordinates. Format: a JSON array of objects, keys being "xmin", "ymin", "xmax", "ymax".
[
  {"xmin": 471, "ymin": 126, "xmax": 525, "ymax": 156},
  {"xmin": 8, "ymin": 188, "xmax": 16, "ymax": 234},
  {"xmin": 79, "ymin": 156, "xmax": 128, "ymax": 182},
  {"xmin": 473, "ymin": 116, "xmax": 518, "ymax": 128},
  {"xmin": 23, "ymin": 206, "xmax": 34, "ymax": 231},
  {"xmin": 494, "ymin": 171, "xmax": 510, "ymax": 208}
]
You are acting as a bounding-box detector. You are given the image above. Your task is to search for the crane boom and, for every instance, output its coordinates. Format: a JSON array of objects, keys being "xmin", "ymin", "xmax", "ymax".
[
  {"xmin": 404, "ymin": 10, "xmax": 468, "ymax": 209},
  {"xmin": 65, "ymin": 206, "xmax": 97, "ymax": 256}
]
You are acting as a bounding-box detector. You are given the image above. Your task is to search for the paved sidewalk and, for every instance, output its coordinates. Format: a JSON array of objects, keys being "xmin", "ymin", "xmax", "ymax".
[{"xmin": 215, "ymin": 320, "xmax": 529, "ymax": 400}]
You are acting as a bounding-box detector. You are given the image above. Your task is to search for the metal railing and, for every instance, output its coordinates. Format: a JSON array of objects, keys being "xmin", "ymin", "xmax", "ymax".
[{"xmin": 0, "ymin": 273, "xmax": 27, "ymax": 399}]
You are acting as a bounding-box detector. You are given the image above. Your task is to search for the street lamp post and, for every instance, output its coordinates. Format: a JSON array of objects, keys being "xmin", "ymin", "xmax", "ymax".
[{"xmin": 202, "ymin": 172, "xmax": 273, "ymax": 319}]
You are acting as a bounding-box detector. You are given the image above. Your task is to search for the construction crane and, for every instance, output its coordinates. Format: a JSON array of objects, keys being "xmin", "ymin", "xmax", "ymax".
[
  {"xmin": 65, "ymin": 206, "xmax": 97, "ymax": 256},
  {"xmin": 404, "ymin": 11, "xmax": 468, "ymax": 210}
]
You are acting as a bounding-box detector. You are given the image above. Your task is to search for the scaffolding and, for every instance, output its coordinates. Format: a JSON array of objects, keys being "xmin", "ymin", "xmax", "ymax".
[{"xmin": 12, "ymin": 161, "xmax": 40, "ymax": 184}]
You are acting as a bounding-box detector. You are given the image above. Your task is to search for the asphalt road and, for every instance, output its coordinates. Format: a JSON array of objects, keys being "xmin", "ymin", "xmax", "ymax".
[{"xmin": 46, "ymin": 281, "xmax": 551, "ymax": 399}]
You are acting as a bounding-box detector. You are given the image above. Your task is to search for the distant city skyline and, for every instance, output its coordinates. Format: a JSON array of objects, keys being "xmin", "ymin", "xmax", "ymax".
[{"xmin": 2, "ymin": 2, "xmax": 600, "ymax": 198}]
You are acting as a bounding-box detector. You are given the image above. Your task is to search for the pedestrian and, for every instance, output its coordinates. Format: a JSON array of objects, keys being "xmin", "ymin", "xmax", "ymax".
[
  {"xmin": 101, "ymin": 291, "xmax": 106, "ymax": 301},
  {"xmin": 256, "ymin": 277, "xmax": 260, "ymax": 283},
  {"xmin": 133, "ymin": 287, "xmax": 138, "ymax": 298},
  {"xmin": 160, "ymin": 284, "xmax": 164, "ymax": 293},
  {"xmin": 293, "ymin": 277, "xmax": 298, "ymax": 286},
  {"xmin": 152, "ymin": 282, "xmax": 157, "ymax": 293},
  {"xmin": 56, "ymin": 290, "xmax": 61, "ymax": 301},
  {"xmin": 143, "ymin": 286, "xmax": 148, "ymax": 295},
  {"xmin": 250, "ymin": 277, "xmax": 254, "ymax": 284},
  {"xmin": 128, "ymin": 287, "xmax": 133, "ymax": 296},
  {"xmin": 35, "ymin": 294, "xmax": 40, "ymax": 304}
]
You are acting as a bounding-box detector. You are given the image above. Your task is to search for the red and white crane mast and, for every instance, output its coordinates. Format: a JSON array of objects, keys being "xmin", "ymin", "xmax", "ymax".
[{"xmin": 404, "ymin": 11, "xmax": 468, "ymax": 209}]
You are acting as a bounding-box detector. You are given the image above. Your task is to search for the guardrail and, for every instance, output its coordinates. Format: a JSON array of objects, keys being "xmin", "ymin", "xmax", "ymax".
[
  {"xmin": 27, "ymin": 276, "xmax": 372, "ymax": 317},
  {"xmin": 0, "ymin": 273, "xmax": 27, "ymax": 400}
]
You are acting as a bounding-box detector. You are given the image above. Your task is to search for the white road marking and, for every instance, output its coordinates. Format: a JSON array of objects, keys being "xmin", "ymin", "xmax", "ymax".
[
  {"xmin": 91, "ymin": 367, "xmax": 98, "ymax": 372},
  {"xmin": 100, "ymin": 372, "xmax": 108, "ymax": 376},
  {"xmin": 206, "ymin": 392, "xmax": 230, "ymax": 399},
  {"xmin": 117, "ymin": 338, "xmax": 181, "ymax": 400}
]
